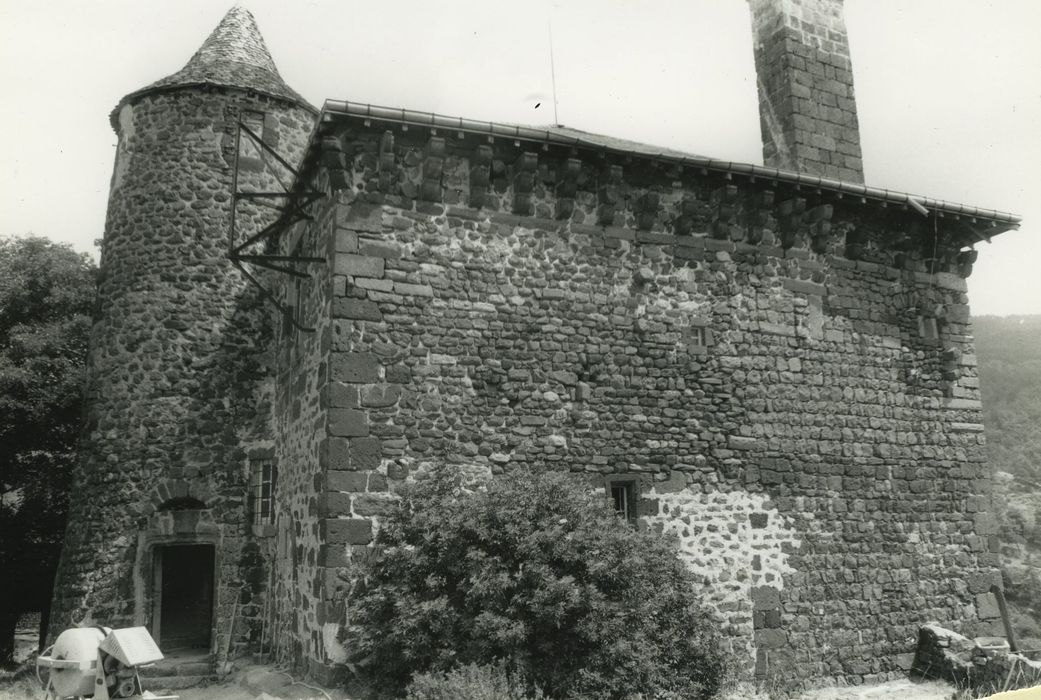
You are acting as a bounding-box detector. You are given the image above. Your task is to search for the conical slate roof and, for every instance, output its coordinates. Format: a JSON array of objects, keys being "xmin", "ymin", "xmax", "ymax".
[{"xmin": 111, "ymin": 6, "xmax": 314, "ymax": 129}]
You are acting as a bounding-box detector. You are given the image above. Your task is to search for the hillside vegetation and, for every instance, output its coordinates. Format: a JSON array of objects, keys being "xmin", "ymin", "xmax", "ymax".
[
  {"xmin": 974, "ymin": 314, "xmax": 1041, "ymax": 650},
  {"xmin": 975, "ymin": 315, "xmax": 1041, "ymax": 487}
]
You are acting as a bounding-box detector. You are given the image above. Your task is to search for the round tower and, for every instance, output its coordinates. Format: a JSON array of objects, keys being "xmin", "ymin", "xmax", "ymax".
[{"xmin": 49, "ymin": 6, "xmax": 316, "ymax": 658}]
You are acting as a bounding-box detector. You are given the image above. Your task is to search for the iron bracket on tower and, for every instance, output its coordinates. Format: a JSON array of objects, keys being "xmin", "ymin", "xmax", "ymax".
[{"xmin": 228, "ymin": 121, "xmax": 325, "ymax": 332}]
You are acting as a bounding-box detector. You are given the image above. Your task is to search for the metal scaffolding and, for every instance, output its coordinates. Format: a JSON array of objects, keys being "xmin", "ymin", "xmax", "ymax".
[{"xmin": 228, "ymin": 121, "xmax": 324, "ymax": 331}]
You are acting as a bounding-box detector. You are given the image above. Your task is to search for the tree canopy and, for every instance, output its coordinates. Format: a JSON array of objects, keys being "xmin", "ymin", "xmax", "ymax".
[{"xmin": 0, "ymin": 235, "xmax": 97, "ymax": 664}]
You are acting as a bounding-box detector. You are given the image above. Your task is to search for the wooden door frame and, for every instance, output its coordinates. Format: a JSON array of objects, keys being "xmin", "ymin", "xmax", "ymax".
[{"xmin": 144, "ymin": 537, "xmax": 220, "ymax": 655}]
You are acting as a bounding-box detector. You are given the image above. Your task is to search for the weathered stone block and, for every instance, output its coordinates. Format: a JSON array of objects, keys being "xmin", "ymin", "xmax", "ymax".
[
  {"xmin": 332, "ymin": 298, "xmax": 383, "ymax": 321},
  {"xmin": 355, "ymin": 277, "xmax": 394, "ymax": 292},
  {"xmin": 550, "ymin": 370, "xmax": 578, "ymax": 386},
  {"xmin": 318, "ymin": 544, "xmax": 349, "ymax": 567},
  {"xmin": 760, "ymin": 321, "xmax": 795, "ymax": 337},
  {"xmin": 394, "ymin": 282, "xmax": 433, "ymax": 297},
  {"xmin": 329, "ymin": 409, "xmax": 369, "ymax": 437},
  {"xmin": 966, "ymin": 571, "xmax": 999, "ymax": 594},
  {"xmin": 728, "ymin": 435, "xmax": 761, "ymax": 451},
  {"xmin": 359, "ymin": 240, "xmax": 401, "ymax": 259},
  {"xmin": 944, "ymin": 397, "xmax": 982, "ymax": 410},
  {"xmin": 326, "ymin": 470, "xmax": 367, "ymax": 492},
  {"xmin": 350, "ymin": 437, "xmax": 382, "ymax": 470},
  {"xmin": 976, "ymin": 592, "xmax": 1000, "ymax": 619},
  {"xmin": 755, "ymin": 628, "xmax": 788, "ymax": 649},
  {"xmin": 331, "ymin": 353, "xmax": 380, "ymax": 383},
  {"xmin": 335, "ymin": 230, "xmax": 358, "ymax": 253},
  {"xmin": 325, "ymin": 437, "xmax": 351, "ymax": 470},
  {"xmin": 782, "ymin": 278, "xmax": 826, "ymax": 296},
  {"xmin": 328, "ymin": 382, "xmax": 359, "ymax": 408},
  {"xmin": 361, "ymin": 384, "xmax": 402, "ymax": 407},
  {"xmin": 352, "ymin": 494, "xmax": 397, "ymax": 517},
  {"xmin": 973, "ymin": 511, "xmax": 999, "ymax": 536},
  {"xmin": 321, "ymin": 518, "xmax": 372, "ymax": 545},
  {"xmin": 316, "ymin": 601, "xmax": 344, "ymax": 625},
  {"xmin": 335, "ymin": 254, "xmax": 385, "ymax": 278},
  {"xmin": 337, "ymin": 202, "xmax": 383, "ymax": 233},
  {"xmin": 754, "ymin": 609, "xmax": 782, "ymax": 628},
  {"xmin": 752, "ymin": 586, "xmax": 780, "ymax": 610},
  {"xmin": 385, "ymin": 364, "xmax": 412, "ymax": 383},
  {"xmin": 319, "ymin": 492, "xmax": 351, "ymax": 517}
]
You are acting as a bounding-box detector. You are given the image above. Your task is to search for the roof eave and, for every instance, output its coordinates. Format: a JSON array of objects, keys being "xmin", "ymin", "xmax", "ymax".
[
  {"xmin": 316, "ymin": 99, "xmax": 1022, "ymax": 234},
  {"xmin": 109, "ymin": 82, "xmax": 318, "ymax": 132}
]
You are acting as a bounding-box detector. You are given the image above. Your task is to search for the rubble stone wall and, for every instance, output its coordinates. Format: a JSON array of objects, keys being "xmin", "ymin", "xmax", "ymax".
[
  {"xmin": 49, "ymin": 86, "xmax": 313, "ymax": 667},
  {"xmin": 298, "ymin": 122, "xmax": 1000, "ymax": 685},
  {"xmin": 267, "ymin": 202, "xmax": 335, "ymax": 673}
]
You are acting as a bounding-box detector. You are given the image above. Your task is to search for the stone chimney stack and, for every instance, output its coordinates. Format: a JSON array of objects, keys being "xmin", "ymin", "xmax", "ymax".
[{"xmin": 749, "ymin": 0, "xmax": 864, "ymax": 183}]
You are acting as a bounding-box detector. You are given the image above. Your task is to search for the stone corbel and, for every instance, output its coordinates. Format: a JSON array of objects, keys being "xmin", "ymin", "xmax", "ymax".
[
  {"xmin": 512, "ymin": 152, "xmax": 538, "ymax": 215},
  {"xmin": 420, "ymin": 136, "xmax": 445, "ymax": 202},
  {"xmin": 806, "ymin": 204, "xmax": 834, "ymax": 254},
  {"xmin": 673, "ymin": 197, "xmax": 705, "ymax": 237},
  {"xmin": 597, "ymin": 164, "xmax": 623, "ymax": 226},
  {"xmin": 957, "ymin": 248, "xmax": 978, "ymax": 278},
  {"xmin": 322, "ymin": 135, "xmax": 350, "ymax": 191},
  {"xmin": 469, "ymin": 145, "xmax": 492, "ymax": 209},
  {"xmin": 777, "ymin": 197, "xmax": 807, "ymax": 249},
  {"xmin": 941, "ymin": 346, "xmax": 962, "ymax": 381},
  {"xmin": 744, "ymin": 189, "xmax": 775, "ymax": 244},
  {"xmin": 711, "ymin": 185, "xmax": 739, "ymax": 240},
  {"xmin": 377, "ymin": 131, "xmax": 395, "ymax": 194},
  {"xmin": 555, "ymin": 157, "xmax": 581, "ymax": 220},
  {"xmin": 635, "ymin": 191, "xmax": 661, "ymax": 231}
]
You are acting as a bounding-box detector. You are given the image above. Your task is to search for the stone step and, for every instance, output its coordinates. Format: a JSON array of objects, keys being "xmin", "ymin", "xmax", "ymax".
[
  {"xmin": 139, "ymin": 658, "xmax": 214, "ymax": 677},
  {"xmin": 140, "ymin": 674, "xmax": 216, "ymax": 691}
]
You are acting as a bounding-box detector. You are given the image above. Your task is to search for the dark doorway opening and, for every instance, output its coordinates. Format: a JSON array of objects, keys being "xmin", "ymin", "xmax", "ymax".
[{"xmin": 155, "ymin": 544, "xmax": 214, "ymax": 652}]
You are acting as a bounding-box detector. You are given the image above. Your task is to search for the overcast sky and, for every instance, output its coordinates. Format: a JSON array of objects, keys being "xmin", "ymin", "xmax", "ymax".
[{"xmin": 1, "ymin": 1, "xmax": 1038, "ymax": 315}]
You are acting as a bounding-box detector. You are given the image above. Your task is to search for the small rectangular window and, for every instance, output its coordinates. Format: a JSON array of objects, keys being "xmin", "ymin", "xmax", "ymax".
[
  {"xmin": 918, "ymin": 316, "xmax": 939, "ymax": 341},
  {"xmin": 249, "ymin": 458, "xmax": 276, "ymax": 526},
  {"xmin": 608, "ymin": 479, "xmax": 638, "ymax": 525},
  {"xmin": 238, "ymin": 111, "xmax": 266, "ymax": 159},
  {"xmin": 686, "ymin": 320, "xmax": 711, "ymax": 354}
]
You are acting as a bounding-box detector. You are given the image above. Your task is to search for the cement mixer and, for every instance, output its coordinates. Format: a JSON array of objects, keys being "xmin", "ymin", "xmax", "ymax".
[{"xmin": 36, "ymin": 626, "xmax": 178, "ymax": 700}]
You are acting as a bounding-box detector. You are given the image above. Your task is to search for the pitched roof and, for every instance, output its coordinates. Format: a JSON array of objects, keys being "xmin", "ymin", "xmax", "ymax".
[{"xmin": 111, "ymin": 6, "xmax": 315, "ymax": 129}]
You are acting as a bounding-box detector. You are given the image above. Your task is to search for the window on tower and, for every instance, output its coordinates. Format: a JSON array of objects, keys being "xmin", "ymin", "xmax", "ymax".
[{"xmin": 249, "ymin": 457, "xmax": 276, "ymax": 526}]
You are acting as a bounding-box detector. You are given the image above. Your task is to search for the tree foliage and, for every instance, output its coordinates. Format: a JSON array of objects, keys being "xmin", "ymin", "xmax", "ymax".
[
  {"xmin": 0, "ymin": 235, "xmax": 96, "ymax": 663},
  {"xmin": 975, "ymin": 315, "xmax": 1041, "ymax": 485},
  {"xmin": 406, "ymin": 662, "xmax": 547, "ymax": 700},
  {"xmin": 350, "ymin": 468, "xmax": 729, "ymax": 700}
]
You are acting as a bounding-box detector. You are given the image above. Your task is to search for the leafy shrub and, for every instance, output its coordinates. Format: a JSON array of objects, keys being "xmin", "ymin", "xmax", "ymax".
[
  {"xmin": 349, "ymin": 467, "xmax": 729, "ymax": 699},
  {"xmin": 406, "ymin": 662, "xmax": 546, "ymax": 700}
]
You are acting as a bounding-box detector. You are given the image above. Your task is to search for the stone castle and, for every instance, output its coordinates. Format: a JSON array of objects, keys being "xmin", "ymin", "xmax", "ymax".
[{"xmin": 50, "ymin": 0, "xmax": 1023, "ymax": 688}]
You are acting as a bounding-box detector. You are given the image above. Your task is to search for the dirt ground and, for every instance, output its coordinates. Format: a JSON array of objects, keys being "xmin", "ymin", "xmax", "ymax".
[
  {"xmin": 719, "ymin": 678, "xmax": 956, "ymax": 700},
  {"xmin": 0, "ymin": 666, "xmax": 354, "ymax": 700},
  {"xmin": 1, "ymin": 666, "xmax": 961, "ymax": 700}
]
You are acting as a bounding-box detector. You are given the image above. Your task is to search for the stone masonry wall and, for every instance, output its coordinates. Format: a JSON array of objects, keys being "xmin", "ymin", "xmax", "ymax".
[
  {"xmin": 750, "ymin": 0, "xmax": 864, "ymax": 182},
  {"xmin": 266, "ymin": 201, "xmax": 335, "ymax": 674},
  {"xmin": 299, "ymin": 120, "xmax": 999, "ymax": 686},
  {"xmin": 50, "ymin": 86, "xmax": 313, "ymax": 667}
]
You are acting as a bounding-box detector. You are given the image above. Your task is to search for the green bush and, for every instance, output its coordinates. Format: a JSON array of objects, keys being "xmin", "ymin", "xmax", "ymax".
[
  {"xmin": 406, "ymin": 662, "xmax": 546, "ymax": 700},
  {"xmin": 349, "ymin": 468, "xmax": 729, "ymax": 699}
]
